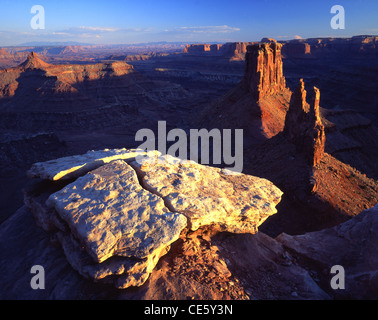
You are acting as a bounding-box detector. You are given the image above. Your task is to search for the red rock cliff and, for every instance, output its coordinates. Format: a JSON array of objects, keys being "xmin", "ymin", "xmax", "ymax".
[{"xmin": 242, "ymin": 42, "xmax": 286, "ymax": 101}]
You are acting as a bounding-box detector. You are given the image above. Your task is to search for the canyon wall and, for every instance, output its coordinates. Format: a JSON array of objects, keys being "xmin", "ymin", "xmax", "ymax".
[
  {"xmin": 282, "ymin": 35, "xmax": 378, "ymax": 58},
  {"xmin": 183, "ymin": 42, "xmax": 256, "ymax": 60}
]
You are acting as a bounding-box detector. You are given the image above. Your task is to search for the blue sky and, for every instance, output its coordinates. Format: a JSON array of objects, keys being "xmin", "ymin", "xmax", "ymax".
[{"xmin": 0, "ymin": 0, "xmax": 377, "ymax": 46}]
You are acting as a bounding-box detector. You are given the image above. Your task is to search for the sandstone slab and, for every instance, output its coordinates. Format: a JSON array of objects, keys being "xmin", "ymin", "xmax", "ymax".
[
  {"xmin": 131, "ymin": 155, "xmax": 283, "ymax": 233},
  {"xmin": 46, "ymin": 160, "xmax": 187, "ymax": 264},
  {"xmin": 28, "ymin": 148, "xmax": 160, "ymax": 181}
]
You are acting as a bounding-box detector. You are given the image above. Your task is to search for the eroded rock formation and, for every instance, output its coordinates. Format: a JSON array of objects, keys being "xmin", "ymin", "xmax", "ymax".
[
  {"xmin": 20, "ymin": 51, "xmax": 51, "ymax": 70},
  {"xmin": 283, "ymin": 79, "xmax": 326, "ymax": 166},
  {"xmin": 199, "ymin": 39, "xmax": 291, "ymax": 145},
  {"xmin": 242, "ymin": 42, "xmax": 286, "ymax": 101}
]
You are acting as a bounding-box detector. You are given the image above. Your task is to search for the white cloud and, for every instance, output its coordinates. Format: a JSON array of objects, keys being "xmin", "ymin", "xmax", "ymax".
[
  {"xmin": 175, "ymin": 25, "xmax": 240, "ymax": 34},
  {"xmin": 77, "ymin": 26, "xmax": 119, "ymax": 32}
]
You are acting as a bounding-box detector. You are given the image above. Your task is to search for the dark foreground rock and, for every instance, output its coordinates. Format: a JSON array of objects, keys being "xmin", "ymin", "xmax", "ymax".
[{"xmin": 1, "ymin": 200, "xmax": 376, "ymax": 299}]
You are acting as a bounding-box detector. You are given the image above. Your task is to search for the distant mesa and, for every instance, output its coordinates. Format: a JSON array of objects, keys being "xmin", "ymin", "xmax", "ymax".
[
  {"xmin": 183, "ymin": 35, "xmax": 378, "ymax": 60},
  {"xmin": 183, "ymin": 38, "xmax": 277, "ymax": 61},
  {"xmin": 0, "ymin": 51, "xmax": 137, "ymax": 113},
  {"xmin": 183, "ymin": 42, "xmax": 257, "ymax": 60},
  {"xmin": 282, "ymin": 35, "xmax": 378, "ymax": 58}
]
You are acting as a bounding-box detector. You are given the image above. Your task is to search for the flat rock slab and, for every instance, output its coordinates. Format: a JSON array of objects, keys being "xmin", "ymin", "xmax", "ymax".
[
  {"xmin": 26, "ymin": 152, "xmax": 284, "ymax": 289},
  {"xmin": 28, "ymin": 148, "xmax": 160, "ymax": 181},
  {"xmin": 46, "ymin": 160, "xmax": 187, "ymax": 264},
  {"xmin": 131, "ymin": 155, "xmax": 283, "ymax": 233}
]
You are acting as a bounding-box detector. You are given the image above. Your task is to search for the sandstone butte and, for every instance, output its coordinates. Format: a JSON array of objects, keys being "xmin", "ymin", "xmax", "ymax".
[
  {"xmin": 242, "ymin": 41, "xmax": 286, "ymax": 102},
  {"xmin": 25, "ymin": 149, "xmax": 283, "ymax": 289}
]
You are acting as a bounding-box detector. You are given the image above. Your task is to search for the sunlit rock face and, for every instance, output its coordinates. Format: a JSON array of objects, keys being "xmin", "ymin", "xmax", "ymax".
[
  {"xmin": 27, "ymin": 148, "xmax": 160, "ymax": 181},
  {"xmin": 25, "ymin": 149, "xmax": 283, "ymax": 288},
  {"xmin": 242, "ymin": 42, "xmax": 286, "ymax": 101},
  {"xmin": 131, "ymin": 154, "xmax": 283, "ymax": 233}
]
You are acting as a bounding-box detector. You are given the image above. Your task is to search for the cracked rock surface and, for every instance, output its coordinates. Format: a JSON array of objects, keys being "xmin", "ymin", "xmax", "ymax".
[
  {"xmin": 24, "ymin": 149, "xmax": 283, "ymax": 289},
  {"xmin": 131, "ymin": 154, "xmax": 283, "ymax": 233}
]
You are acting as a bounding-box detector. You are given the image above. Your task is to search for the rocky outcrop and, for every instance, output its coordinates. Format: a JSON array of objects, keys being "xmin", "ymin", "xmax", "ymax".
[
  {"xmin": 24, "ymin": 149, "xmax": 283, "ymax": 289},
  {"xmin": 131, "ymin": 154, "xmax": 283, "ymax": 233},
  {"xmin": 27, "ymin": 148, "xmax": 160, "ymax": 181},
  {"xmin": 46, "ymin": 160, "xmax": 187, "ymax": 264},
  {"xmin": 242, "ymin": 42, "xmax": 286, "ymax": 101},
  {"xmin": 199, "ymin": 39, "xmax": 291, "ymax": 145},
  {"xmin": 261, "ymin": 38, "xmax": 277, "ymax": 43},
  {"xmin": 44, "ymin": 160, "xmax": 187, "ymax": 288},
  {"xmin": 4, "ymin": 192, "xmax": 377, "ymax": 299},
  {"xmin": 277, "ymin": 204, "xmax": 378, "ymax": 299},
  {"xmin": 284, "ymin": 79, "xmax": 326, "ymax": 166}
]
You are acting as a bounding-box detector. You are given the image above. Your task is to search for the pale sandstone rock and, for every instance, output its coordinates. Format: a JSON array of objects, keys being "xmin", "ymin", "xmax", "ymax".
[
  {"xmin": 55, "ymin": 229, "xmax": 171, "ymax": 289},
  {"xmin": 46, "ymin": 160, "xmax": 187, "ymax": 264},
  {"xmin": 131, "ymin": 155, "xmax": 283, "ymax": 233},
  {"xmin": 27, "ymin": 148, "xmax": 160, "ymax": 181},
  {"xmin": 27, "ymin": 152, "xmax": 283, "ymax": 289}
]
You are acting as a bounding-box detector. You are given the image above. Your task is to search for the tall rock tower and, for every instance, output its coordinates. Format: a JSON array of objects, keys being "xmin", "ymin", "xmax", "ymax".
[
  {"xmin": 284, "ymin": 79, "xmax": 326, "ymax": 167},
  {"xmin": 243, "ymin": 41, "xmax": 286, "ymax": 101}
]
